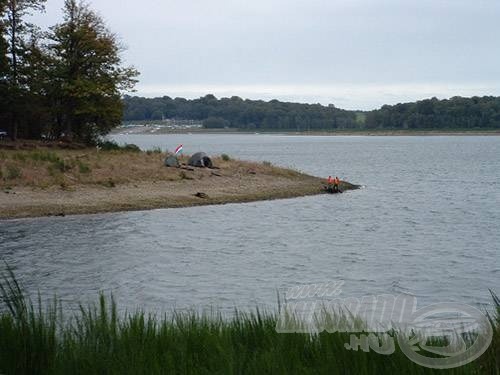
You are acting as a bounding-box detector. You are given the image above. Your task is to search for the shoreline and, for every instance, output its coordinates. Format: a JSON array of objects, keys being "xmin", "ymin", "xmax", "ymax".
[
  {"xmin": 0, "ymin": 177, "xmax": 327, "ymax": 220},
  {"xmin": 114, "ymin": 127, "xmax": 500, "ymax": 136},
  {"xmin": 283, "ymin": 129, "xmax": 500, "ymax": 136},
  {"xmin": 0, "ymin": 146, "xmax": 346, "ymax": 219}
]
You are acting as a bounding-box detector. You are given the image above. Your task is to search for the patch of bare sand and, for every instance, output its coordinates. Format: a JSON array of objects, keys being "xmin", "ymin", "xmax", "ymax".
[{"xmin": 0, "ymin": 171, "xmax": 324, "ymax": 219}]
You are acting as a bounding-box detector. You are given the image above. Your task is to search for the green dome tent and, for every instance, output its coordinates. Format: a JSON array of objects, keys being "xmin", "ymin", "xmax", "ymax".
[{"xmin": 188, "ymin": 152, "xmax": 213, "ymax": 168}]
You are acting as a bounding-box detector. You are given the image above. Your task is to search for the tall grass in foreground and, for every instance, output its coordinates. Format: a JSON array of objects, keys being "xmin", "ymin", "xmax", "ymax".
[{"xmin": 0, "ymin": 269, "xmax": 498, "ymax": 374}]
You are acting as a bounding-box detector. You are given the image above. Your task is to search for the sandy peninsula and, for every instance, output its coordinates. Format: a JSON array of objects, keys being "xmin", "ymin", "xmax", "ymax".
[{"xmin": 0, "ymin": 144, "xmax": 355, "ymax": 219}]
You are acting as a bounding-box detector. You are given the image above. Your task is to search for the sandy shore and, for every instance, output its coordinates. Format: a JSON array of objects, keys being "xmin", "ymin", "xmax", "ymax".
[
  {"xmin": 0, "ymin": 146, "xmax": 342, "ymax": 219},
  {"xmin": 0, "ymin": 172, "xmax": 327, "ymax": 219}
]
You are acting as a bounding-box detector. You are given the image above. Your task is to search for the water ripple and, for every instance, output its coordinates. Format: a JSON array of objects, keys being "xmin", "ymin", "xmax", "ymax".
[{"xmin": 1, "ymin": 135, "xmax": 499, "ymax": 313}]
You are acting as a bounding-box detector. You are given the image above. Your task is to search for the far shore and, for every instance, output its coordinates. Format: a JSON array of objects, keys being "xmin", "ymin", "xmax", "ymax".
[
  {"xmin": 114, "ymin": 125, "xmax": 500, "ymax": 137},
  {"xmin": 0, "ymin": 144, "xmax": 354, "ymax": 219}
]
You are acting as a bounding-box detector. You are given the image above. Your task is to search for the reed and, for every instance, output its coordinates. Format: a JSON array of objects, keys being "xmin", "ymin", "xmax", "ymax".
[{"xmin": 0, "ymin": 268, "xmax": 498, "ymax": 374}]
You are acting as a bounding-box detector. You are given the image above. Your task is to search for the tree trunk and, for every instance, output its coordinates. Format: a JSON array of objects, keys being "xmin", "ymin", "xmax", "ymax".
[{"xmin": 10, "ymin": 115, "xmax": 18, "ymax": 141}]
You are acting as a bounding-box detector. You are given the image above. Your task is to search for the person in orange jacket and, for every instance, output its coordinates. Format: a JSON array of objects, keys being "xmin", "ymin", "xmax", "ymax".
[
  {"xmin": 326, "ymin": 176, "xmax": 342, "ymax": 193},
  {"xmin": 333, "ymin": 176, "xmax": 339, "ymax": 192}
]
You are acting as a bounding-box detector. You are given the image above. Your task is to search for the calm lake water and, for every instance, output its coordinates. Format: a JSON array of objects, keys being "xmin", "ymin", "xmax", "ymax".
[{"xmin": 1, "ymin": 134, "xmax": 499, "ymax": 313}]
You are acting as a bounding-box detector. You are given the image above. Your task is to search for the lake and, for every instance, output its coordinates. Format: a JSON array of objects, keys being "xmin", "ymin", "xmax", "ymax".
[{"xmin": 1, "ymin": 134, "xmax": 499, "ymax": 313}]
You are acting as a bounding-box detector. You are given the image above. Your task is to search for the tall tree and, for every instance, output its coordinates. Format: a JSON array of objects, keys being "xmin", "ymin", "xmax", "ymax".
[
  {"xmin": 0, "ymin": 4, "xmax": 8, "ymax": 87},
  {"xmin": 49, "ymin": 0, "xmax": 138, "ymax": 144},
  {"xmin": 0, "ymin": 1, "xmax": 7, "ymax": 74},
  {"xmin": 0, "ymin": 0, "xmax": 9, "ymax": 129},
  {"xmin": 19, "ymin": 30, "xmax": 51, "ymax": 138},
  {"xmin": 2, "ymin": 0, "xmax": 46, "ymax": 140}
]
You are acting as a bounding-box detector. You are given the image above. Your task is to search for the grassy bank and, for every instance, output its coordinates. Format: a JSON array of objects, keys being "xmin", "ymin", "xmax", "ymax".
[
  {"xmin": 0, "ymin": 142, "xmax": 337, "ymax": 219},
  {"xmin": 0, "ymin": 271, "xmax": 498, "ymax": 374},
  {"xmin": 0, "ymin": 143, "xmax": 299, "ymax": 189}
]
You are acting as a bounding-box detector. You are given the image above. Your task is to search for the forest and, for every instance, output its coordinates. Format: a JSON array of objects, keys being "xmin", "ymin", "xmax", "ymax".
[
  {"xmin": 123, "ymin": 95, "xmax": 500, "ymax": 131},
  {"xmin": 0, "ymin": 0, "xmax": 138, "ymax": 144},
  {"xmin": 123, "ymin": 94, "xmax": 360, "ymax": 131}
]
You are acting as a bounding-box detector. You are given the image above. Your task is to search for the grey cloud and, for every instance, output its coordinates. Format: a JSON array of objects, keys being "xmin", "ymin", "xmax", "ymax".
[{"xmin": 30, "ymin": 0, "xmax": 500, "ymax": 109}]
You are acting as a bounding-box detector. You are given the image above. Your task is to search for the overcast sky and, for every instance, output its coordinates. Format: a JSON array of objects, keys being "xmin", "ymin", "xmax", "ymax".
[{"xmin": 32, "ymin": 0, "xmax": 500, "ymax": 110}]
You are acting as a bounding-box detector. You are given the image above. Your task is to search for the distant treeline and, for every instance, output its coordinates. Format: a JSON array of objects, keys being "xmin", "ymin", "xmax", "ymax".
[
  {"xmin": 123, "ymin": 95, "xmax": 500, "ymax": 130},
  {"xmin": 123, "ymin": 95, "xmax": 361, "ymax": 130},
  {"xmin": 365, "ymin": 96, "xmax": 500, "ymax": 130}
]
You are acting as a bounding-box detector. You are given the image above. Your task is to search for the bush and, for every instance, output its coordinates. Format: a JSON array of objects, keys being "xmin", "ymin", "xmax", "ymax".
[
  {"xmin": 97, "ymin": 140, "xmax": 122, "ymax": 151},
  {"xmin": 98, "ymin": 140, "xmax": 141, "ymax": 152},
  {"xmin": 263, "ymin": 161, "xmax": 272, "ymax": 167},
  {"xmin": 123, "ymin": 143, "xmax": 141, "ymax": 152},
  {"xmin": 221, "ymin": 153, "xmax": 230, "ymax": 161}
]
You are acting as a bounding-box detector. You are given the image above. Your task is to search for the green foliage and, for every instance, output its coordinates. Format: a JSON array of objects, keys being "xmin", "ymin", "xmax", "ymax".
[
  {"xmin": 29, "ymin": 150, "xmax": 61, "ymax": 163},
  {"xmin": 0, "ymin": 0, "xmax": 48, "ymax": 140},
  {"xmin": 203, "ymin": 116, "xmax": 230, "ymax": 129},
  {"xmin": 123, "ymin": 94, "xmax": 358, "ymax": 131},
  {"xmin": 42, "ymin": 154, "xmax": 71, "ymax": 176},
  {"xmin": 0, "ymin": 269, "xmax": 498, "ymax": 374},
  {"xmin": 98, "ymin": 140, "xmax": 122, "ymax": 151},
  {"xmin": 0, "ymin": 0, "xmax": 138, "ymax": 143},
  {"xmin": 122, "ymin": 144, "xmax": 141, "ymax": 152},
  {"xmin": 45, "ymin": 0, "xmax": 138, "ymax": 144},
  {"xmin": 221, "ymin": 153, "xmax": 230, "ymax": 161},
  {"xmin": 263, "ymin": 161, "xmax": 272, "ymax": 167},
  {"xmin": 123, "ymin": 94, "xmax": 500, "ymax": 131},
  {"xmin": 365, "ymin": 96, "xmax": 500, "ymax": 130},
  {"xmin": 0, "ymin": 4, "xmax": 7, "ymax": 78},
  {"xmin": 97, "ymin": 140, "xmax": 140, "ymax": 152}
]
